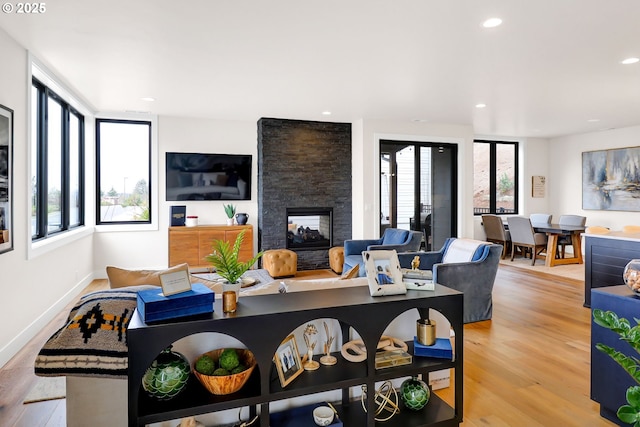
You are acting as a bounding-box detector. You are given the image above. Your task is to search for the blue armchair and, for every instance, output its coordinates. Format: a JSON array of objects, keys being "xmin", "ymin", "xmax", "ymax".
[
  {"xmin": 397, "ymin": 238, "xmax": 502, "ymax": 323},
  {"xmin": 343, "ymin": 228, "xmax": 423, "ymax": 276}
]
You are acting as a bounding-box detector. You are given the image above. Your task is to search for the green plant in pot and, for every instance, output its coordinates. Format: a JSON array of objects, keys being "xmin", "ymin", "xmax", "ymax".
[
  {"xmin": 593, "ymin": 308, "xmax": 640, "ymax": 426},
  {"xmin": 223, "ymin": 204, "xmax": 236, "ymax": 223},
  {"xmin": 205, "ymin": 229, "xmax": 263, "ymax": 284}
]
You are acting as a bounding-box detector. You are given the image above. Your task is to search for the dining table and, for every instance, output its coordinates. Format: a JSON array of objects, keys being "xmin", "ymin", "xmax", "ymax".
[{"xmin": 529, "ymin": 222, "xmax": 586, "ymax": 267}]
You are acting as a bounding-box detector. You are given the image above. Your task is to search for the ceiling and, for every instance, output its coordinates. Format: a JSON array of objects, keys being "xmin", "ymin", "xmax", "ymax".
[{"xmin": 1, "ymin": 0, "xmax": 639, "ymax": 138}]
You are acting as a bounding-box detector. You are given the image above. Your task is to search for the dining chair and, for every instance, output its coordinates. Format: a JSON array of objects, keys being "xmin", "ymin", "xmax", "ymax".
[
  {"xmin": 481, "ymin": 214, "xmax": 511, "ymax": 259},
  {"xmin": 530, "ymin": 213, "xmax": 552, "ymax": 224},
  {"xmin": 623, "ymin": 225, "xmax": 640, "ymax": 233},
  {"xmin": 557, "ymin": 215, "xmax": 587, "ymax": 258},
  {"xmin": 507, "ymin": 216, "xmax": 548, "ymax": 265}
]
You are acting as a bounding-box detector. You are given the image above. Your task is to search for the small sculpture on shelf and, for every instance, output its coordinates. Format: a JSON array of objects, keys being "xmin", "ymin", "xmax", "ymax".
[
  {"xmin": 303, "ymin": 323, "xmax": 320, "ymax": 371},
  {"xmin": 411, "ymin": 255, "xmax": 420, "ymax": 270},
  {"xmin": 320, "ymin": 321, "xmax": 337, "ymax": 366}
]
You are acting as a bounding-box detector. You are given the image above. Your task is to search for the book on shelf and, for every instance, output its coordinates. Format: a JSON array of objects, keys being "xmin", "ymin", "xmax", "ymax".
[
  {"xmin": 404, "ymin": 278, "xmax": 435, "ymax": 291},
  {"xmin": 413, "ymin": 337, "xmax": 453, "ymax": 360},
  {"xmin": 402, "ymin": 268, "xmax": 433, "ymax": 280}
]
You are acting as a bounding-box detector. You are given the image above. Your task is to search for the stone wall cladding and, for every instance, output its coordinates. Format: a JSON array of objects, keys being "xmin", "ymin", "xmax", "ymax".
[{"xmin": 258, "ymin": 118, "xmax": 352, "ymax": 270}]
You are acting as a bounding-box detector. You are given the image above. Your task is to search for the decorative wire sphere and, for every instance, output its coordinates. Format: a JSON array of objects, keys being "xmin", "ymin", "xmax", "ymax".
[{"xmin": 360, "ymin": 381, "xmax": 400, "ymax": 422}]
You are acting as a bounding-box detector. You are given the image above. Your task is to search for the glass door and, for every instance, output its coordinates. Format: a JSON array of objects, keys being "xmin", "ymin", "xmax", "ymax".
[{"xmin": 380, "ymin": 141, "xmax": 457, "ymax": 250}]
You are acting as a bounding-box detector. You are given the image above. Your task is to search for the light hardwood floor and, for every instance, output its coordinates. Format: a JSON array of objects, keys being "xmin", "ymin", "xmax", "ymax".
[{"xmin": 0, "ymin": 267, "xmax": 615, "ymax": 426}]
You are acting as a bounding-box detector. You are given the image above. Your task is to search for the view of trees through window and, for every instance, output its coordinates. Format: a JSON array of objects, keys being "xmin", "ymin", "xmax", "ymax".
[
  {"xmin": 473, "ymin": 140, "xmax": 518, "ymax": 214},
  {"xmin": 96, "ymin": 119, "xmax": 151, "ymax": 224},
  {"xmin": 31, "ymin": 78, "xmax": 84, "ymax": 240}
]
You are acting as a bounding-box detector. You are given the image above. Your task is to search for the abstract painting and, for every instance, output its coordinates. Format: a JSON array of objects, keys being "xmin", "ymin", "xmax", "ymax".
[{"xmin": 583, "ymin": 147, "xmax": 640, "ymax": 211}]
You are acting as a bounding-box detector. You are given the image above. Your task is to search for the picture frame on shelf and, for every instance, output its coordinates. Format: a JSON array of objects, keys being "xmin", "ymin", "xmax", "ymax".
[
  {"xmin": 362, "ymin": 250, "xmax": 407, "ymax": 296},
  {"xmin": 274, "ymin": 334, "xmax": 304, "ymax": 388},
  {"xmin": 0, "ymin": 104, "xmax": 13, "ymax": 255}
]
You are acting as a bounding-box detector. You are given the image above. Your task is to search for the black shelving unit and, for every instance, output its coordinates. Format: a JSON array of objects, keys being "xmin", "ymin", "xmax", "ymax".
[{"xmin": 127, "ymin": 285, "xmax": 463, "ymax": 426}]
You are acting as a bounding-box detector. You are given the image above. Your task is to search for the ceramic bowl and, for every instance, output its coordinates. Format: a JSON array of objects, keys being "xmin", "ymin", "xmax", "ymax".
[{"xmin": 312, "ymin": 406, "xmax": 334, "ymax": 426}]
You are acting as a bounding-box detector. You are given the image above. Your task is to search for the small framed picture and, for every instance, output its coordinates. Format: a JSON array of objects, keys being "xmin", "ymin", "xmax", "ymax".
[
  {"xmin": 363, "ymin": 250, "xmax": 407, "ymax": 297},
  {"xmin": 159, "ymin": 269, "xmax": 192, "ymax": 296},
  {"xmin": 274, "ymin": 334, "xmax": 304, "ymax": 388}
]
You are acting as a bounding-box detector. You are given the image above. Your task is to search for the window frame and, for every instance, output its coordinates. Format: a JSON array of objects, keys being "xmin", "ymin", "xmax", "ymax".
[
  {"xmin": 473, "ymin": 139, "xmax": 519, "ymax": 215},
  {"xmin": 95, "ymin": 118, "xmax": 153, "ymax": 226},
  {"xmin": 31, "ymin": 77, "xmax": 85, "ymax": 241}
]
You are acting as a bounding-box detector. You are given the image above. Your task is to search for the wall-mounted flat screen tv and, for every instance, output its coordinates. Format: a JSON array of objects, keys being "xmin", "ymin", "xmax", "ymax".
[{"xmin": 166, "ymin": 152, "xmax": 252, "ymax": 201}]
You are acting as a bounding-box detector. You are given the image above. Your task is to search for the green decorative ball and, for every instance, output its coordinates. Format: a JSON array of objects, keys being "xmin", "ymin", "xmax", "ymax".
[
  {"xmin": 400, "ymin": 376, "xmax": 430, "ymax": 410},
  {"xmin": 219, "ymin": 348, "xmax": 240, "ymax": 371},
  {"xmin": 142, "ymin": 346, "xmax": 190, "ymax": 400},
  {"xmin": 195, "ymin": 355, "xmax": 216, "ymax": 375}
]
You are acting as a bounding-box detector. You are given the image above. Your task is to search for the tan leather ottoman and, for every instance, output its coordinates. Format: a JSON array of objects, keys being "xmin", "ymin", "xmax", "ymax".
[
  {"xmin": 263, "ymin": 249, "xmax": 297, "ymax": 278},
  {"xmin": 329, "ymin": 246, "xmax": 344, "ymax": 274}
]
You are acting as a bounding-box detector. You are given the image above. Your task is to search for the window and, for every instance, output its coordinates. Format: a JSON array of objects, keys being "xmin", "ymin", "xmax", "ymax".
[
  {"xmin": 96, "ymin": 119, "xmax": 151, "ymax": 224},
  {"xmin": 473, "ymin": 140, "xmax": 518, "ymax": 215},
  {"xmin": 31, "ymin": 79, "xmax": 85, "ymax": 240}
]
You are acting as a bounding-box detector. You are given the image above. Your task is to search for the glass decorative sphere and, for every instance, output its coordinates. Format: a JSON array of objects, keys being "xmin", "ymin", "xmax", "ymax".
[
  {"xmin": 142, "ymin": 346, "xmax": 190, "ymax": 400},
  {"xmin": 623, "ymin": 259, "xmax": 640, "ymax": 294},
  {"xmin": 400, "ymin": 376, "xmax": 430, "ymax": 410}
]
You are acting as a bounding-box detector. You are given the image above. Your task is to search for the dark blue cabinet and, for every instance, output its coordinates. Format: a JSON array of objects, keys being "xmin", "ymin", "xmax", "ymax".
[{"xmin": 591, "ymin": 286, "xmax": 639, "ymax": 425}]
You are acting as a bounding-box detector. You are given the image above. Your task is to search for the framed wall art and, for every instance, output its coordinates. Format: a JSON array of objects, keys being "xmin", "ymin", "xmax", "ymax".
[
  {"xmin": 583, "ymin": 147, "xmax": 640, "ymax": 211},
  {"xmin": 0, "ymin": 104, "xmax": 13, "ymax": 254}
]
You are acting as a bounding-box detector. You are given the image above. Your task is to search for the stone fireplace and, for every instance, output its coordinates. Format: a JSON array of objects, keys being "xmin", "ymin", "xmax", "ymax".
[{"xmin": 258, "ymin": 118, "xmax": 352, "ymax": 270}]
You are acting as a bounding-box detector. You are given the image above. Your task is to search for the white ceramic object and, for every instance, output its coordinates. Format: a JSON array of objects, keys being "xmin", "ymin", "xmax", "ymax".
[{"xmin": 313, "ymin": 406, "xmax": 334, "ymax": 426}]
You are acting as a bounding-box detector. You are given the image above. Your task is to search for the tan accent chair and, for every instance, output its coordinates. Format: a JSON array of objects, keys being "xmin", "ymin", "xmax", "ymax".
[
  {"xmin": 262, "ymin": 249, "xmax": 298, "ymax": 278},
  {"xmin": 508, "ymin": 216, "xmax": 548, "ymax": 265},
  {"xmin": 481, "ymin": 214, "xmax": 511, "ymax": 259},
  {"xmin": 557, "ymin": 215, "xmax": 587, "ymax": 258},
  {"xmin": 328, "ymin": 246, "xmax": 344, "ymax": 274},
  {"xmin": 530, "ymin": 213, "xmax": 552, "ymax": 224},
  {"xmin": 623, "ymin": 225, "xmax": 640, "ymax": 233}
]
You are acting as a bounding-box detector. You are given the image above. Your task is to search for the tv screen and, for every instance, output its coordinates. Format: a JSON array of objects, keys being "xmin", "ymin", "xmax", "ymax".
[{"xmin": 166, "ymin": 152, "xmax": 252, "ymax": 201}]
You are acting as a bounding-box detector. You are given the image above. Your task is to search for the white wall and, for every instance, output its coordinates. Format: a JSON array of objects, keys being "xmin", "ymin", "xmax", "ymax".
[
  {"xmin": 93, "ymin": 116, "xmax": 258, "ymax": 274},
  {"xmin": 0, "ymin": 30, "xmax": 95, "ymax": 367},
  {"xmin": 548, "ymin": 126, "xmax": 640, "ymax": 229}
]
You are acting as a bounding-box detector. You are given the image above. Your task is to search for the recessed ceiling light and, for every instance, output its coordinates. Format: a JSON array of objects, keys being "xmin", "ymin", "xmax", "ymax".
[
  {"xmin": 587, "ymin": 118, "xmax": 600, "ymax": 123},
  {"xmin": 321, "ymin": 111, "xmax": 332, "ymax": 116},
  {"xmin": 412, "ymin": 119, "xmax": 427, "ymax": 122},
  {"xmin": 141, "ymin": 97, "xmax": 156, "ymax": 102},
  {"xmin": 621, "ymin": 57, "xmax": 639, "ymax": 65},
  {"xmin": 482, "ymin": 18, "xmax": 502, "ymax": 28},
  {"xmin": 475, "ymin": 103, "xmax": 487, "ymax": 109}
]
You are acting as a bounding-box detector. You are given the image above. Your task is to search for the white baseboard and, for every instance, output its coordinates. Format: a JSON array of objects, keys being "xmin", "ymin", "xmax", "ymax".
[{"xmin": 0, "ymin": 272, "xmax": 95, "ymax": 368}]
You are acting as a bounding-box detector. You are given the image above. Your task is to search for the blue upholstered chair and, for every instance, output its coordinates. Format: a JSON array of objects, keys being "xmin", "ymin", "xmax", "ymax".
[
  {"xmin": 397, "ymin": 238, "xmax": 502, "ymax": 323},
  {"xmin": 343, "ymin": 228, "xmax": 423, "ymax": 276}
]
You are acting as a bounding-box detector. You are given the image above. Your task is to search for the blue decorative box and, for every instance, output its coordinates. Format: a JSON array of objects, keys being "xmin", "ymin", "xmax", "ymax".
[
  {"xmin": 413, "ymin": 337, "xmax": 453, "ymax": 360},
  {"xmin": 136, "ymin": 283, "xmax": 214, "ymax": 323},
  {"xmin": 270, "ymin": 402, "xmax": 343, "ymax": 427}
]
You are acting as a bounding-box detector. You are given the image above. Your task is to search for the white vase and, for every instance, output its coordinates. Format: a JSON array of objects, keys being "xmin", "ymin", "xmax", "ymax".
[{"xmin": 226, "ymin": 218, "xmax": 234, "ymax": 226}]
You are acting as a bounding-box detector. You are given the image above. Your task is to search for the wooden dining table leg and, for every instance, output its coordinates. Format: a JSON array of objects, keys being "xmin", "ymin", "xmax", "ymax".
[
  {"xmin": 545, "ymin": 233, "xmax": 559, "ymax": 267},
  {"xmin": 571, "ymin": 231, "xmax": 583, "ymax": 264}
]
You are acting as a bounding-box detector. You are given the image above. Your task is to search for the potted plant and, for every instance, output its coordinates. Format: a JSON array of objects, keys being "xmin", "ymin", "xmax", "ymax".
[
  {"xmin": 593, "ymin": 308, "xmax": 640, "ymax": 425},
  {"xmin": 205, "ymin": 229, "xmax": 263, "ymax": 285},
  {"xmin": 223, "ymin": 204, "xmax": 236, "ymax": 225}
]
